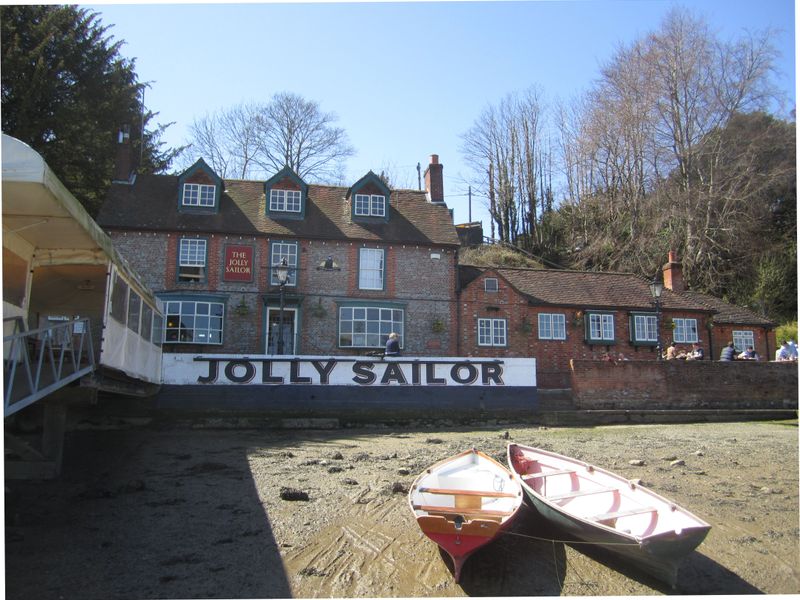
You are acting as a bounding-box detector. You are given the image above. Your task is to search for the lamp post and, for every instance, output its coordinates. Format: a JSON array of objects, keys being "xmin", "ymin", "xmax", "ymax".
[
  {"xmin": 275, "ymin": 258, "xmax": 290, "ymax": 355},
  {"xmin": 649, "ymin": 277, "xmax": 664, "ymax": 360}
]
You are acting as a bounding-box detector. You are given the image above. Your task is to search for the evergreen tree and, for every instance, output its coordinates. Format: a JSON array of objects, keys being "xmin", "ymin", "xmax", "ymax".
[{"xmin": 1, "ymin": 5, "xmax": 178, "ymax": 215}]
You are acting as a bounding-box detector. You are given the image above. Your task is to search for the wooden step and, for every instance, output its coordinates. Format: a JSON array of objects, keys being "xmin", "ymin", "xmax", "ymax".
[
  {"xmin": 591, "ymin": 506, "xmax": 658, "ymax": 523},
  {"xmin": 412, "ymin": 504, "xmax": 515, "ymax": 518},
  {"xmin": 547, "ymin": 487, "xmax": 616, "ymax": 501},
  {"xmin": 525, "ymin": 469, "xmax": 576, "ymax": 480},
  {"xmin": 417, "ymin": 486, "xmax": 518, "ymax": 498}
]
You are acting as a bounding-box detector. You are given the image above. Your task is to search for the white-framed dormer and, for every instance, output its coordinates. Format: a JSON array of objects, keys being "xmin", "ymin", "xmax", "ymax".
[
  {"xmin": 347, "ymin": 171, "xmax": 391, "ymax": 223},
  {"xmin": 177, "ymin": 158, "xmax": 222, "ymax": 213},
  {"xmin": 265, "ymin": 166, "xmax": 307, "ymax": 219}
]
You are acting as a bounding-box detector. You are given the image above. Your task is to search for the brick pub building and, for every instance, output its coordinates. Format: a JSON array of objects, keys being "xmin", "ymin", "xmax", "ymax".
[{"xmin": 97, "ymin": 145, "xmax": 460, "ymax": 358}]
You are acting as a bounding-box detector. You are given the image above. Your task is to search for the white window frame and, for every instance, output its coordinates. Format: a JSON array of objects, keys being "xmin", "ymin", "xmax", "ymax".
[
  {"xmin": 164, "ymin": 300, "xmax": 224, "ymax": 345},
  {"xmin": 358, "ymin": 248, "xmax": 385, "ymax": 290},
  {"xmin": 588, "ymin": 313, "xmax": 615, "ymax": 342},
  {"xmin": 484, "ymin": 278, "xmax": 499, "ymax": 292},
  {"xmin": 127, "ymin": 290, "xmax": 141, "ymax": 335},
  {"xmin": 672, "ymin": 318, "xmax": 699, "ymax": 343},
  {"xmin": 732, "ymin": 330, "xmax": 755, "ymax": 353},
  {"xmin": 182, "ymin": 183, "xmax": 216, "ymax": 207},
  {"xmin": 178, "ymin": 238, "xmax": 207, "ymax": 282},
  {"xmin": 354, "ymin": 194, "xmax": 386, "ymax": 217},
  {"xmin": 478, "ymin": 318, "xmax": 507, "ymax": 347},
  {"xmin": 269, "ymin": 188, "xmax": 302, "ymax": 213},
  {"xmin": 633, "ymin": 314, "xmax": 658, "ymax": 342},
  {"xmin": 339, "ymin": 306, "xmax": 403, "ymax": 349},
  {"xmin": 270, "ymin": 241, "xmax": 298, "ymax": 286},
  {"xmin": 538, "ymin": 313, "xmax": 566, "ymax": 340}
]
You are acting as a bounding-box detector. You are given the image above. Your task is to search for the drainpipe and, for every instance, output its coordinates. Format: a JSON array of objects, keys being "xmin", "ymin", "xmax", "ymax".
[{"xmin": 707, "ymin": 321, "xmax": 715, "ymax": 360}]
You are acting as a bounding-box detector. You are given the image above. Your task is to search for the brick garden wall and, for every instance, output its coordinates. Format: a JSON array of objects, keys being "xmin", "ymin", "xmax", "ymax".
[{"xmin": 570, "ymin": 359, "xmax": 798, "ymax": 410}]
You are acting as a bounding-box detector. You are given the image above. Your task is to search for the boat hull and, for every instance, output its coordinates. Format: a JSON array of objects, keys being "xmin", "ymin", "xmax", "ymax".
[
  {"xmin": 527, "ymin": 492, "xmax": 709, "ymax": 585},
  {"xmin": 409, "ymin": 449, "xmax": 523, "ymax": 582},
  {"xmin": 508, "ymin": 443, "xmax": 710, "ymax": 587}
]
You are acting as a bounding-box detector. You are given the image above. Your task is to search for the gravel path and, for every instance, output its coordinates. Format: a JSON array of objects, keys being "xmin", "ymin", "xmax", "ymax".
[{"xmin": 5, "ymin": 420, "xmax": 799, "ymax": 598}]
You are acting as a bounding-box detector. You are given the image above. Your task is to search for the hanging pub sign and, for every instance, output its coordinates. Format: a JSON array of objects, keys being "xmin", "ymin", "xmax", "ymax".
[{"xmin": 223, "ymin": 245, "xmax": 254, "ymax": 282}]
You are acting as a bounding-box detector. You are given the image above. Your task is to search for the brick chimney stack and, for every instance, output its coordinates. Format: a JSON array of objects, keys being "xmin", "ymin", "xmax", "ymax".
[
  {"xmin": 662, "ymin": 250, "xmax": 685, "ymax": 292},
  {"xmin": 113, "ymin": 125, "xmax": 134, "ymax": 183},
  {"xmin": 424, "ymin": 154, "xmax": 444, "ymax": 204}
]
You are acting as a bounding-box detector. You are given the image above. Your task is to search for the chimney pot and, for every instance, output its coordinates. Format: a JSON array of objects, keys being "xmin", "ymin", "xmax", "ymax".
[
  {"xmin": 424, "ymin": 154, "xmax": 444, "ymax": 204},
  {"xmin": 662, "ymin": 250, "xmax": 684, "ymax": 292},
  {"xmin": 113, "ymin": 124, "xmax": 134, "ymax": 183}
]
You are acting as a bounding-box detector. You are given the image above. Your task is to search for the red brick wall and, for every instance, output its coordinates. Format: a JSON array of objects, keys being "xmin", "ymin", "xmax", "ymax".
[
  {"xmin": 570, "ymin": 358, "xmax": 798, "ymax": 410},
  {"xmin": 710, "ymin": 325, "xmax": 777, "ymax": 361},
  {"xmin": 457, "ymin": 271, "xmax": 775, "ymax": 389}
]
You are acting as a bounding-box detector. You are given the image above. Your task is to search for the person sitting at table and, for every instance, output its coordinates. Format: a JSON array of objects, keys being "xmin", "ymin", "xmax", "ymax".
[
  {"xmin": 719, "ymin": 341, "xmax": 736, "ymax": 361},
  {"xmin": 686, "ymin": 343, "xmax": 705, "ymax": 361},
  {"xmin": 664, "ymin": 342, "xmax": 678, "ymax": 360},
  {"xmin": 738, "ymin": 346, "xmax": 759, "ymax": 360}
]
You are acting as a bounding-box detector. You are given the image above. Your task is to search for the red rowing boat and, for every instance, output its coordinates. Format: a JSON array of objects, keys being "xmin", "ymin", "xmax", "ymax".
[{"xmin": 408, "ymin": 448, "xmax": 523, "ymax": 582}]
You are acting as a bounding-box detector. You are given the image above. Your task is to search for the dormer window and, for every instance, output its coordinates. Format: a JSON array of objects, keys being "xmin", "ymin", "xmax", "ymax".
[
  {"xmin": 270, "ymin": 189, "xmax": 302, "ymax": 213},
  {"xmin": 348, "ymin": 172, "xmax": 391, "ymax": 222},
  {"xmin": 177, "ymin": 158, "xmax": 222, "ymax": 213},
  {"xmin": 354, "ymin": 194, "xmax": 386, "ymax": 217},
  {"xmin": 183, "ymin": 183, "xmax": 216, "ymax": 207},
  {"xmin": 265, "ymin": 166, "xmax": 307, "ymax": 219}
]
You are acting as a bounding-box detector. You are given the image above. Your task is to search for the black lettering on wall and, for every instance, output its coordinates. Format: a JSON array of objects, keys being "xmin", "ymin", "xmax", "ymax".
[
  {"xmin": 481, "ymin": 363, "xmax": 504, "ymax": 385},
  {"xmin": 381, "ymin": 363, "xmax": 408, "ymax": 385},
  {"xmin": 451, "ymin": 363, "xmax": 479, "ymax": 385},
  {"xmin": 311, "ymin": 360, "xmax": 337, "ymax": 385},
  {"xmin": 290, "ymin": 360, "xmax": 312, "ymax": 384},
  {"xmin": 261, "ymin": 360, "xmax": 283, "ymax": 384},
  {"xmin": 196, "ymin": 358, "xmax": 219, "ymax": 384},
  {"xmin": 352, "ymin": 361, "xmax": 376, "ymax": 385},
  {"xmin": 225, "ymin": 360, "xmax": 256, "ymax": 383},
  {"xmin": 425, "ymin": 362, "xmax": 446, "ymax": 385}
]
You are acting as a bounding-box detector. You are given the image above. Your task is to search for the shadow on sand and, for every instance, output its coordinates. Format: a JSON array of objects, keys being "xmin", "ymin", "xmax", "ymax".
[
  {"xmin": 454, "ymin": 506, "xmax": 567, "ymax": 596},
  {"xmin": 5, "ymin": 429, "xmax": 293, "ymax": 599}
]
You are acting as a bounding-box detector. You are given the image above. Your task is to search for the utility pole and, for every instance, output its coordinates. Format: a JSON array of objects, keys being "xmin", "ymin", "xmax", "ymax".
[
  {"xmin": 416, "ymin": 163, "xmax": 421, "ymax": 191},
  {"xmin": 468, "ymin": 186, "xmax": 472, "ymax": 222}
]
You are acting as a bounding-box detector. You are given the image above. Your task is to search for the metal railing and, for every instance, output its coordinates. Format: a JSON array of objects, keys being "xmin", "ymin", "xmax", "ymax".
[{"xmin": 3, "ymin": 317, "xmax": 96, "ymax": 417}]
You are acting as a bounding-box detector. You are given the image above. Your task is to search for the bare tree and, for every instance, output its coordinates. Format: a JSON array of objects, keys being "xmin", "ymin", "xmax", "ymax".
[
  {"xmin": 183, "ymin": 93, "xmax": 354, "ymax": 183},
  {"xmin": 554, "ymin": 6, "xmax": 782, "ymax": 280},
  {"xmin": 462, "ymin": 86, "xmax": 553, "ymax": 246},
  {"xmin": 186, "ymin": 102, "xmax": 265, "ymax": 179}
]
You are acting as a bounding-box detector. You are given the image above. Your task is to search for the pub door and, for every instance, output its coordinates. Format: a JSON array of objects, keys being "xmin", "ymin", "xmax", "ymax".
[{"xmin": 266, "ymin": 308, "xmax": 296, "ymax": 354}]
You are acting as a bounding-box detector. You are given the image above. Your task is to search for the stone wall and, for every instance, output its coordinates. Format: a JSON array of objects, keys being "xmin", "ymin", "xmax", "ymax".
[{"xmin": 570, "ymin": 359, "xmax": 798, "ymax": 410}]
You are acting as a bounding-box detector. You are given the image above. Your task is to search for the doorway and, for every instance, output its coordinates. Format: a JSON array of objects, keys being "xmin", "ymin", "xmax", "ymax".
[{"xmin": 266, "ymin": 307, "xmax": 296, "ymax": 354}]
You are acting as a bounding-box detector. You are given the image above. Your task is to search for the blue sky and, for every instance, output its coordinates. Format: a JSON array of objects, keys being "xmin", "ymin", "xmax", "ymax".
[{"xmin": 86, "ymin": 0, "xmax": 796, "ymax": 229}]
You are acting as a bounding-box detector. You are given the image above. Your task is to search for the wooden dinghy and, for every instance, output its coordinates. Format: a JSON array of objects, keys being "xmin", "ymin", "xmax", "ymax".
[
  {"xmin": 409, "ymin": 448, "xmax": 523, "ymax": 582},
  {"xmin": 507, "ymin": 443, "xmax": 711, "ymax": 587}
]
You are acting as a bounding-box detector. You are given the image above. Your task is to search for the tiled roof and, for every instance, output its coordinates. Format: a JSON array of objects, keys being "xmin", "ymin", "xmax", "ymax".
[
  {"xmin": 463, "ymin": 265, "xmax": 714, "ymax": 312},
  {"xmin": 680, "ymin": 290, "xmax": 775, "ymax": 327},
  {"xmin": 97, "ymin": 175, "xmax": 460, "ymax": 247}
]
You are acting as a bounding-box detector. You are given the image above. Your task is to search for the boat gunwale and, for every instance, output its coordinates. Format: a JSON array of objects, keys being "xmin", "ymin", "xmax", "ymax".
[{"xmin": 506, "ymin": 442, "xmax": 711, "ymax": 543}]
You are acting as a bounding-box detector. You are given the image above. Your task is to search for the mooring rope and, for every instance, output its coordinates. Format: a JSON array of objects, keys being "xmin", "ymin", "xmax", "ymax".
[{"xmin": 499, "ymin": 529, "xmax": 640, "ymax": 547}]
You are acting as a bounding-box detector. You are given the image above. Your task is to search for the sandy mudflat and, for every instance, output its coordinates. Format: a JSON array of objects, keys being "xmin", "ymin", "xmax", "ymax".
[{"xmin": 4, "ymin": 419, "xmax": 799, "ymax": 598}]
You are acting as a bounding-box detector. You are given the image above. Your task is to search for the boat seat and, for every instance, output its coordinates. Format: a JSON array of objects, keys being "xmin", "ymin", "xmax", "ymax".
[
  {"xmin": 547, "ymin": 486, "xmax": 616, "ymax": 501},
  {"xmin": 412, "ymin": 503, "xmax": 514, "ymax": 518},
  {"xmin": 524, "ymin": 469, "xmax": 576, "ymax": 480},
  {"xmin": 417, "ymin": 486, "xmax": 518, "ymax": 498},
  {"xmin": 591, "ymin": 506, "xmax": 658, "ymax": 523}
]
